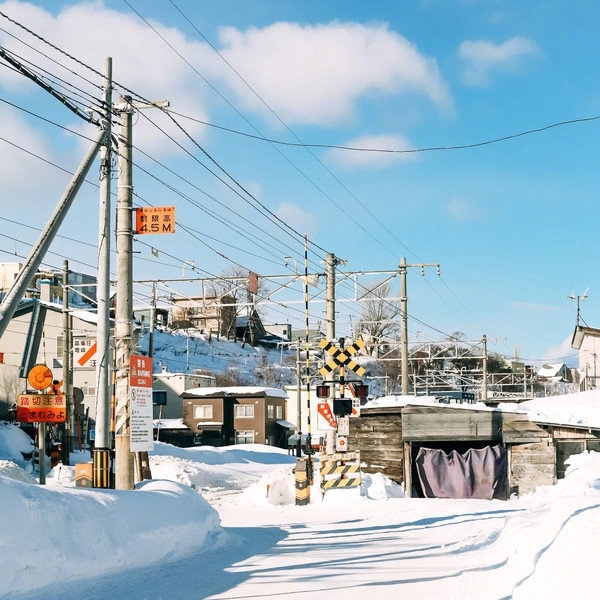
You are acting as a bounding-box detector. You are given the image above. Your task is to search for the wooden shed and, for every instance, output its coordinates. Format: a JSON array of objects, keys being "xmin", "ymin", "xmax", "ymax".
[{"xmin": 349, "ymin": 404, "xmax": 555, "ymax": 498}]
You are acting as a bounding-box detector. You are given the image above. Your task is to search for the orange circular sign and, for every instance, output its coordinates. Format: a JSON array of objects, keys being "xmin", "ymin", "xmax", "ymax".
[{"xmin": 27, "ymin": 364, "xmax": 53, "ymax": 391}]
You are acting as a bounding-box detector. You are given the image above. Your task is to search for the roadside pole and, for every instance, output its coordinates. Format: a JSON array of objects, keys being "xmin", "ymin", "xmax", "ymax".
[
  {"xmin": 114, "ymin": 95, "xmax": 135, "ymax": 490},
  {"xmin": 61, "ymin": 260, "xmax": 73, "ymax": 464},
  {"xmin": 94, "ymin": 57, "xmax": 113, "ymax": 488}
]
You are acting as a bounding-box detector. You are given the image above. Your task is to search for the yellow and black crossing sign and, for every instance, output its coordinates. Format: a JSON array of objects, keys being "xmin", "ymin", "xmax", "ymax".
[
  {"xmin": 319, "ymin": 338, "xmax": 365, "ymax": 377},
  {"xmin": 320, "ymin": 451, "xmax": 361, "ymax": 494}
]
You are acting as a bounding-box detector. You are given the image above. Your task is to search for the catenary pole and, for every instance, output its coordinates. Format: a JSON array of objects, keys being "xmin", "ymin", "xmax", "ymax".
[{"xmin": 399, "ymin": 257, "xmax": 440, "ymax": 395}]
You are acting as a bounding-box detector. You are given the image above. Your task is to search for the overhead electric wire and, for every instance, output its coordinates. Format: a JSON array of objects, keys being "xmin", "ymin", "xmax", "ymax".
[
  {"xmin": 158, "ymin": 1, "xmax": 492, "ymax": 339},
  {"xmin": 2, "ymin": 8, "xmax": 583, "ymax": 360}
]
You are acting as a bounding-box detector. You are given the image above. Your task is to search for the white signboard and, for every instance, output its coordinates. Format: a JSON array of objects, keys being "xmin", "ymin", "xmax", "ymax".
[{"xmin": 129, "ymin": 355, "xmax": 154, "ymax": 452}]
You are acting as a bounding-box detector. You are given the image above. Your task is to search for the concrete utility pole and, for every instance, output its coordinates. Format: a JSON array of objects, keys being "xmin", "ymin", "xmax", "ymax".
[
  {"xmin": 94, "ymin": 57, "xmax": 113, "ymax": 488},
  {"xmin": 61, "ymin": 260, "xmax": 73, "ymax": 464},
  {"xmin": 399, "ymin": 257, "xmax": 440, "ymax": 395},
  {"xmin": 482, "ymin": 334, "xmax": 488, "ymax": 402},
  {"xmin": 325, "ymin": 252, "xmax": 338, "ymax": 455},
  {"xmin": 114, "ymin": 95, "xmax": 135, "ymax": 490}
]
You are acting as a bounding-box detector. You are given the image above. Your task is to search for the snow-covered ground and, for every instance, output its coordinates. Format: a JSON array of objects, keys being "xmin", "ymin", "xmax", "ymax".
[{"xmin": 2, "ymin": 417, "xmax": 600, "ymax": 599}]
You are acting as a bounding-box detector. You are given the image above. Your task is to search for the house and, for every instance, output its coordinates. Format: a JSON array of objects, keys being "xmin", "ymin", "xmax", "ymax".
[
  {"xmin": 235, "ymin": 308, "xmax": 266, "ymax": 346},
  {"xmin": 0, "ymin": 295, "xmax": 100, "ymax": 421},
  {"xmin": 152, "ymin": 369, "xmax": 215, "ymax": 420},
  {"xmin": 180, "ymin": 386, "xmax": 292, "ymax": 448},
  {"xmin": 0, "ymin": 263, "xmax": 97, "ymax": 309},
  {"xmin": 264, "ymin": 323, "xmax": 292, "ymax": 342},
  {"xmin": 535, "ymin": 363, "xmax": 572, "ymax": 382},
  {"xmin": 170, "ymin": 294, "xmax": 236, "ymax": 338},
  {"xmin": 133, "ymin": 306, "xmax": 170, "ymax": 330},
  {"xmin": 571, "ymin": 325, "xmax": 600, "ymax": 390},
  {"xmin": 348, "ymin": 401, "xmax": 561, "ymax": 499}
]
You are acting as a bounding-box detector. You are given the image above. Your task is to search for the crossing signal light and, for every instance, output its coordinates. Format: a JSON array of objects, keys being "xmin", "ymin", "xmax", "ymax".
[
  {"xmin": 316, "ymin": 385, "xmax": 330, "ymax": 398},
  {"xmin": 354, "ymin": 384, "xmax": 369, "ymax": 398}
]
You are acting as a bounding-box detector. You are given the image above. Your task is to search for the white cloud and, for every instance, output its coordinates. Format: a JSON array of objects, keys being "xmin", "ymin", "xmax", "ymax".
[
  {"xmin": 543, "ymin": 335, "xmax": 578, "ymax": 365},
  {"xmin": 214, "ymin": 21, "xmax": 451, "ymax": 125},
  {"xmin": 0, "ymin": 105, "xmax": 61, "ymax": 207},
  {"xmin": 0, "ymin": 1, "xmax": 212, "ymax": 155},
  {"xmin": 328, "ymin": 134, "xmax": 415, "ymax": 169},
  {"xmin": 459, "ymin": 36, "xmax": 540, "ymax": 86},
  {"xmin": 511, "ymin": 301, "xmax": 558, "ymax": 312},
  {"xmin": 444, "ymin": 197, "xmax": 483, "ymax": 222},
  {"xmin": 274, "ymin": 202, "xmax": 317, "ymax": 238}
]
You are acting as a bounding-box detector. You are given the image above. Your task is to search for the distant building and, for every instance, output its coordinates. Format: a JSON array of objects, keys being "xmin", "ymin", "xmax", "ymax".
[
  {"xmin": 170, "ymin": 295, "xmax": 236, "ymax": 338},
  {"xmin": 181, "ymin": 386, "xmax": 291, "ymax": 448},
  {"xmin": 0, "ymin": 262, "xmax": 96, "ymax": 308},
  {"xmin": 263, "ymin": 323, "xmax": 292, "ymax": 342},
  {"xmin": 0, "ymin": 297, "xmax": 99, "ymax": 420},
  {"xmin": 571, "ymin": 325, "xmax": 600, "ymax": 390},
  {"xmin": 535, "ymin": 363, "xmax": 572, "ymax": 382},
  {"xmin": 153, "ymin": 369, "xmax": 216, "ymax": 420}
]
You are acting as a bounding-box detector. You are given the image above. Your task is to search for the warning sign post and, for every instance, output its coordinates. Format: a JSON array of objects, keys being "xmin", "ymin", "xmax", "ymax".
[{"xmin": 129, "ymin": 355, "xmax": 154, "ymax": 452}]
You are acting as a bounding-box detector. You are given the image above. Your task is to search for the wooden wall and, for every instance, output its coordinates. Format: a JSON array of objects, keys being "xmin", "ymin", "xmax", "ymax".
[
  {"xmin": 349, "ymin": 407, "xmax": 404, "ymax": 484},
  {"xmin": 509, "ymin": 440, "xmax": 555, "ymax": 495}
]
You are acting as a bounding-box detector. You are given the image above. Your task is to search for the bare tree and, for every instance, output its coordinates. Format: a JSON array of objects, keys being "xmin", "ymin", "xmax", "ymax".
[
  {"xmin": 207, "ymin": 267, "xmax": 270, "ymax": 318},
  {"xmin": 356, "ymin": 280, "xmax": 401, "ymax": 357}
]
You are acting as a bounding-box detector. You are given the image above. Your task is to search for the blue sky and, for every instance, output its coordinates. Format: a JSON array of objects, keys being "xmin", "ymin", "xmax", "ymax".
[{"xmin": 0, "ymin": 0, "xmax": 599, "ymax": 367}]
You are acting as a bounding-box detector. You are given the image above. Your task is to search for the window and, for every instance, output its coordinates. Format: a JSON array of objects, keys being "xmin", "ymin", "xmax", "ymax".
[
  {"xmin": 276, "ymin": 405, "xmax": 283, "ymax": 419},
  {"xmin": 153, "ymin": 391, "xmax": 167, "ymax": 406},
  {"xmin": 235, "ymin": 405, "xmax": 254, "ymax": 418},
  {"xmin": 194, "ymin": 405, "xmax": 213, "ymax": 419},
  {"xmin": 267, "ymin": 405, "xmax": 274, "ymax": 419},
  {"xmin": 235, "ymin": 430, "xmax": 254, "ymax": 444}
]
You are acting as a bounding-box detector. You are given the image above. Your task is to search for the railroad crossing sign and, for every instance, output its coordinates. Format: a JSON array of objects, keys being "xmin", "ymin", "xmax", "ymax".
[
  {"xmin": 17, "ymin": 394, "xmax": 67, "ymax": 423},
  {"xmin": 319, "ymin": 338, "xmax": 366, "ymax": 377}
]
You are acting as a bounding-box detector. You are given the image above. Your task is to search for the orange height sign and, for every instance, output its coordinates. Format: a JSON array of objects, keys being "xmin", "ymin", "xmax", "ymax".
[
  {"xmin": 17, "ymin": 394, "xmax": 67, "ymax": 423},
  {"xmin": 134, "ymin": 206, "xmax": 175, "ymax": 234}
]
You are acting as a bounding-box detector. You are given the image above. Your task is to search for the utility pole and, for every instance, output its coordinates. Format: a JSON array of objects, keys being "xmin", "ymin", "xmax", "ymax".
[
  {"xmin": 114, "ymin": 95, "xmax": 135, "ymax": 490},
  {"xmin": 399, "ymin": 257, "xmax": 440, "ymax": 395},
  {"xmin": 296, "ymin": 340, "xmax": 302, "ymax": 458},
  {"xmin": 325, "ymin": 252, "xmax": 338, "ymax": 455},
  {"xmin": 94, "ymin": 57, "xmax": 113, "ymax": 488},
  {"xmin": 482, "ymin": 334, "xmax": 488, "ymax": 402},
  {"xmin": 61, "ymin": 260, "xmax": 73, "ymax": 464}
]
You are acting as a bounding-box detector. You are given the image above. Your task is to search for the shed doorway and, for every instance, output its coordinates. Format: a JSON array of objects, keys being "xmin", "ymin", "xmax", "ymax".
[{"xmin": 412, "ymin": 442, "xmax": 508, "ymax": 500}]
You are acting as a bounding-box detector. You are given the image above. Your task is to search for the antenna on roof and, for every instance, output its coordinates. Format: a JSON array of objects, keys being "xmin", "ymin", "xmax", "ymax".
[{"xmin": 567, "ymin": 287, "xmax": 588, "ymax": 327}]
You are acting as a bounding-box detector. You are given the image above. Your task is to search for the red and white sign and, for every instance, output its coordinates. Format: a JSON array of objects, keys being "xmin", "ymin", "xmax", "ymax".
[
  {"xmin": 17, "ymin": 394, "xmax": 67, "ymax": 423},
  {"xmin": 76, "ymin": 340, "xmax": 97, "ymax": 367},
  {"xmin": 317, "ymin": 402, "xmax": 337, "ymax": 430},
  {"xmin": 129, "ymin": 355, "xmax": 154, "ymax": 452},
  {"xmin": 336, "ymin": 435, "xmax": 348, "ymax": 452}
]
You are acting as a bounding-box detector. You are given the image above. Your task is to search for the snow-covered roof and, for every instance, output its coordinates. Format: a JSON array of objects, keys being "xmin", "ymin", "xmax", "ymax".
[
  {"xmin": 364, "ymin": 390, "xmax": 600, "ymax": 431},
  {"xmin": 153, "ymin": 418, "xmax": 189, "ymax": 430},
  {"xmin": 536, "ymin": 363, "xmax": 567, "ymax": 378},
  {"xmin": 181, "ymin": 386, "xmax": 288, "ymax": 399}
]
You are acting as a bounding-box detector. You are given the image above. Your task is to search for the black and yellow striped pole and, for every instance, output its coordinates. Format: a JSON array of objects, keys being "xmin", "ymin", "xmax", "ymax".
[{"xmin": 296, "ymin": 234, "xmax": 313, "ymax": 505}]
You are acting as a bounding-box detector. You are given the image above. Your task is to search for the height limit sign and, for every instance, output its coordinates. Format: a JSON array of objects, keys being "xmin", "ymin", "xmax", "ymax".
[{"xmin": 135, "ymin": 206, "xmax": 175, "ymax": 234}]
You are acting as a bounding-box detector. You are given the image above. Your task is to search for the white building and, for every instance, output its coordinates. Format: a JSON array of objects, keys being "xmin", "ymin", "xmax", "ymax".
[{"xmin": 152, "ymin": 369, "xmax": 216, "ymax": 420}]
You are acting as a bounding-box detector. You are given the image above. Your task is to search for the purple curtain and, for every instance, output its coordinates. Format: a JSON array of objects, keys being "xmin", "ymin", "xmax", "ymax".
[{"xmin": 415, "ymin": 444, "xmax": 508, "ymax": 500}]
